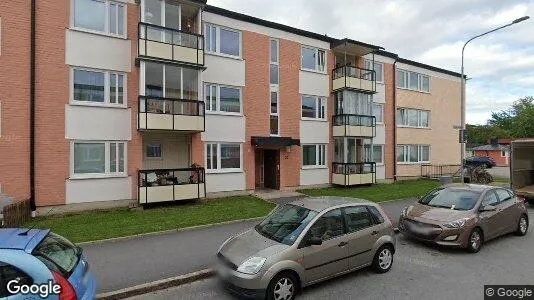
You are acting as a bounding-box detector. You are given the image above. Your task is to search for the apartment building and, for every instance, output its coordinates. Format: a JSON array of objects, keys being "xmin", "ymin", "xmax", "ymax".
[{"xmin": 0, "ymin": 0, "xmax": 462, "ymax": 209}]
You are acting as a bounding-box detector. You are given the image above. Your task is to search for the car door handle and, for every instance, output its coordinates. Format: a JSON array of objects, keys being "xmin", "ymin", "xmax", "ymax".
[
  {"xmin": 371, "ymin": 230, "xmax": 379, "ymax": 236},
  {"xmin": 338, "ymin": 241, "xmax": 348, "ymax": 247}
]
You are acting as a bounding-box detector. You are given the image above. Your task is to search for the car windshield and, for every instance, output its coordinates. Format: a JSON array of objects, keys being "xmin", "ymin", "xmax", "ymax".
[
  {"xmin": 419, "ymin": 188, "xmax": 481, "ymax": 211},
  {"xmin": 255, "ymin": 204, "xmax": 318, "ymax": 246},
  {"xmin": 32, "ymin": 232, "xmax": 81, "ymax": 277}
]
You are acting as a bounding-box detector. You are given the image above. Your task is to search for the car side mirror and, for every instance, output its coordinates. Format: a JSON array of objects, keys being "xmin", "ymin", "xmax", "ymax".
[
  {"xmin": 480, "ymin": 205, "xmax": 497, "ymax": 212},
  {"xmin": 308, "ymin": 236, "xmax": 323, "ymax": 246}
]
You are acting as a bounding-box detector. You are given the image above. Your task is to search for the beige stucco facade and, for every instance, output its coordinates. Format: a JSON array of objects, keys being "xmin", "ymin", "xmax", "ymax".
[{"xmin": 396, "ymin": 72, "xmax": 462, "ymax": 177}]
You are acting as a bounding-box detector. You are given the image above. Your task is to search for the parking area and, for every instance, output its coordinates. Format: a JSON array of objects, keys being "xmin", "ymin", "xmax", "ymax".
[
  {"xmin": 488, "ymin": 166, "xmax": 510, "ymax": 179},
  {"xmin": 130, "ymin": 206, "xmax": 533, "ymax": 300}
]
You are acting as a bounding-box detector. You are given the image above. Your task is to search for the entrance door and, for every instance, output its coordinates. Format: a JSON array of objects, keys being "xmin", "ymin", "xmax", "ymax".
[{"xmin": 263, "ymin": 150, "xmax": 280, "ymax": 190}]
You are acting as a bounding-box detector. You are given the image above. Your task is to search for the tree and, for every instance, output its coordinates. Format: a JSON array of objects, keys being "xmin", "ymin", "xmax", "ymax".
[
  {"xmin": 488, "ymin": 96, "xmax": 534, "ymax": 138},
  {"xmin": 466, "ymin": 124, "xmax": 510, "ymax": 145}
]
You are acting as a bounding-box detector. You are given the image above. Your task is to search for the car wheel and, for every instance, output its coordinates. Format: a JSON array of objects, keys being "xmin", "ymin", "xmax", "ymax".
[
  {"xmin": 372, "ymin": 245, "xmax": 394, "ymax": 273},
  {"xmin": 266, "ymin": 272, "xmax": 298, "ymax": 300},
  {"xmin": 467, "ymin": 228, "xmax": 483, "ymax": 253},
  {"xmin": 516, "ymin": 215, "xmax": 529, "ymax": 236}
]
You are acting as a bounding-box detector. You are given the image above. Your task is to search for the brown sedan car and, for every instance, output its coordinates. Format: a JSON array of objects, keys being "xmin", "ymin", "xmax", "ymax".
[{"xmin": 399, "ymin": 184, "xmax": 529, "ymax": 253}]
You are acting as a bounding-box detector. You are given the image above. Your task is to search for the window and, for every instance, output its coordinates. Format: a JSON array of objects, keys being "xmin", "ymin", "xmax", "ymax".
[
  {"xmin": 373, "ymin": 103, "xmax": 383, "ymax": 123},
  {"xmin": 0, "ymin": 262, "xmax": 34, "ymax": 298},
  {"xmin": 32, "ymin": 232, "xmax": 81, "ymax": 278},
  {"xmin": 365, "ymin": 60, "xmax": 384, "ymax": 83},
  {"xmin": 307, "ymin": 209, "xmax": 344, "ymax": 241},
  {"xmin": 72, "ymin": 141, "xmax": 126, "ymax": 176},
  {"xmin": 143, "ymin": 62, "xmax": 198, "ymax": 100},
  {"xmin": 303, "ymin": 145, "xmax": 326, "ymax": 167},
  {"xmin": 204, "ymin": 23, "xmax": 241, "ymax": 57},
  {"xmin": 270, "ymin": 39, "xmax": 280, "ymax": 135},
  {"xmin": 368, "ymin": 206, "xmax": 384, "ymax": 223},
  {"xmin": 206, "ymin": 143, "xmax": 241, "ymax": 171},
  {"xmin": 397, "ymin": 145, "xmax": 430, "ymax": 163},
  {"xmin": 270, "ymin": 39, "xmax": 279, "ymax": 85},
  {"xmin": 203, "ymin": 83, "xmax": 241, "ymax": 114},
  {"xmin": 72, "ymin": 68, "xmax": 126, "ymax": 106},
  {"xmin": 146, "ymin": 144, "xmax": 162, "ymax": 159},
  {"xmin": 481, "ymin": 191, "xmax": 499, "ymax": 207},
  {"xmin": 301, "ymin": 46, "xmax": 326, "ymax": 72},
  {"xmin": 396, "ymin": 69, "xmax": 431, "ymax": 92},
  {"xmin": 364, "ymin": 145, "xmax": 383, "ymax": 164},
  {"xmin": 397, "ymin": 108, "xmax": 430, "ymax": 128},
  {"xmin": 301, "ymin": 95, "xmax": 326, "ymax": 119},
  {"xmin": 73, "ymin": 0, "xmax": 125, "ymax": 37},
  {"xmin": 270, "ymin": 91, "xmax": 279, "ymax": 135},
  {"xmin": 495, "ymin": 189, "xmax": 513, "ymax": 202},
  {"xmin": 343, "ymin": 206, "xmax": 374, "ymax": 233}
]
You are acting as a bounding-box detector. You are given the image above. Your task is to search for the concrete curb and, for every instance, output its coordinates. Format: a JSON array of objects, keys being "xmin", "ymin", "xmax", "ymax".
[
  {"xmin": 96, "ymin": 269, "xmax": 215, "ymax": 300},
  {"xmin": 78, "ymin": 217, "xmax": 264, "ymax": 246}
]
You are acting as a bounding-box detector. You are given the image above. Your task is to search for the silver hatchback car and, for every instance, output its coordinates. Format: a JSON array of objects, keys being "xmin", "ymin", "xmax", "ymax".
[{"xmin": 217, "ymin": 197, "xmax": 396, "ymax": 300}]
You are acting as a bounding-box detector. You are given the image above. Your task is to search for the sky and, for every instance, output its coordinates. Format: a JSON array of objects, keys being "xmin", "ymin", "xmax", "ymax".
[{"xmin": 209, "ymin": 0, "xmax": 533, "ymax": 125}]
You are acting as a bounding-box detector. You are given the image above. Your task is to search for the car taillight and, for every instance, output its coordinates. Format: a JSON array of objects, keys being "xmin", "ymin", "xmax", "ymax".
[{"xmin": 51, "ymin": 271, "xmax": 77, "ymax": 300}]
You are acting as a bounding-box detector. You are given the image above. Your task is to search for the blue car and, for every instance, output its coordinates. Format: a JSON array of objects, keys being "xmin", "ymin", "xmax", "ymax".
[{"xmin": 0, "ymin": 228, "xmax": 96, "ymax": 300}]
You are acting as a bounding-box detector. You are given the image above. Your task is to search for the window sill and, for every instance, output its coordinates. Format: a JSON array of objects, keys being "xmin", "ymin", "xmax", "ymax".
[
  {"xmin": 206, "ymin": 169, "xmax": 243, "ymax": 175},
  {"xmin": 302, "ymin": 166, "xmax": 328, "ymax": 170},
  {"xmin": 396, "ymin": 87, "xmax": 431, "ymax": 94},
  {"xmin": 376, "ymin": 122, "xmax": 384, "ymax": 126},
  {"xmin": 69, "ymin": 27, "xmax": 128, "ymax": 40},
  {"xmin": 70, "ymin": 101, "xmax": 128, "ymax": 109},
  {"xmin": 206, "ymin": 52, "xmax": 243, "ymax": 61},
  {"xmin": 300, "ymin": 68, "xmax": 327, "ymax": 76},
  {"xmin": 206, "ymin": 111, "xmax": 243, "ymax": 117},
  {"xmin": 69, "ymin": 173, "xmax": 129, "ymax": 180},
  {"xmin": 397, "ymin": 125, "xmax": 431, "ymax": 130},
  {"xmin": 397, "ymin": 162, "xmax": 430, "ymax": 165},
  {"xmin": 301, "ymin": 118, "xmax": 327, "ymax": 122}
]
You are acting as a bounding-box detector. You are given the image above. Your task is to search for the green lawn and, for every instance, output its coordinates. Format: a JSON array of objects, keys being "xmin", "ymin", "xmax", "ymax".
[
  {"xmin": 299, "ymin": 179, "xmax": 440, "ymax": 202},
  {"xmin": 23, "ymin": 196, "xmax": 275, "ymax": 243}
]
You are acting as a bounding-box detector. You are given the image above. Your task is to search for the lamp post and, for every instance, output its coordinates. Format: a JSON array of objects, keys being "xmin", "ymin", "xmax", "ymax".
[{"xmin": 460, "ymin": 16, "xmax": 529, "ymax": 182}]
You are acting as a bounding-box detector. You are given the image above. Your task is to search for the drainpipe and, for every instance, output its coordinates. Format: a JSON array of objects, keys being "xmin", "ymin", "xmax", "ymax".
[
  {"xmin": 392, "ymin": 59, "xmax": 398, "ymax": 183},
  {"xmin": 30, "ymin": 0, "xmax": 37, "ymax": 215}
]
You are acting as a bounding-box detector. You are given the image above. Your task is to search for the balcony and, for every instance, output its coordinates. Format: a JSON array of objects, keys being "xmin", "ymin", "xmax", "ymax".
[
  {"xmin": 138, "ymin": 168, "xmax": 206, "ymax": 205},
  {"xmin": 138, "ymin": 96, "xmax": 205, "ymax": 132},
  {"xmin": 332, "ymin": 65, "xmax": 376, "ymax": 93},
  {"xmin": 332, "ymin": 162, "xmax": 376, "ymax": 186},
  {"xmin": 332, "ymin": 114, "xmax": 376, "ymax": 137},
  {"xmin": 139, "ymin": 22, "xmax": 204, "ymax": 67}
]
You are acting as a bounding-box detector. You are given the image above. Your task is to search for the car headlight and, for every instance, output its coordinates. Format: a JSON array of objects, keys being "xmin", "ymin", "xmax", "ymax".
[
  {"xmin": 237, "ymin": 257, "xmax": 266, "ymax": 275},
  {"xmin": 443, "ymin": 218, "xmax": 470, "ymax": 229}
]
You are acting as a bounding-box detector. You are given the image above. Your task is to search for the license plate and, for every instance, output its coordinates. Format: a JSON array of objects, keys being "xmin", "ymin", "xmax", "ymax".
[{"xmin": 409, "ymin": 224, "xmax": 432, "ymax": 235}]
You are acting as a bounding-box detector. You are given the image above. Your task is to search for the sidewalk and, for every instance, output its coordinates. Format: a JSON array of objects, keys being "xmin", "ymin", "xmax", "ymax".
[{"xmin": 83, "ymin": 198, "xmax": 415, "ymax": 294}]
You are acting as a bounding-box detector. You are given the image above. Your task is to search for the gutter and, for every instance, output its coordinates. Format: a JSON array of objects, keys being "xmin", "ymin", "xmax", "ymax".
[{"xmin": 30, "ymin": 0, "xmax": 36, "ymax": 214}]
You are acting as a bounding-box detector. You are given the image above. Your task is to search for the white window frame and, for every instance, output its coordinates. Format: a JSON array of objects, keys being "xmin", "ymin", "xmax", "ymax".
[
  {"xmin": 270, "ymin": 89, "xmax": 280, "ymax": 136},
  {"xmin": 71, "ymin": 0, "xmax": 127, "ymax": 38},
  {"xmin": 70, "ymin": 141, "xmax": 127, "ymax": 179},
  {"xmin": 205, "ymin": 142, "xmax": 243, "ymax": 173},
  {"xmin": 204, "ymin": 23, "xmax": 242, "ymax": 59},
  {"xmin": 397, "ymin": 69, "xmax": 431, "ymax": 93},
  {"xmin": 145, "ymin": 143, "xmax": 163, "ymax": 160},
  {"xmin": 397, "ymin": 108, "xmax": 430, "ymax": 128},
  {"xmin": 397, "ymin": 145, "xmax": 430, "ymax": 164},
  {"xmin": 70, "ymin": 67, "xmax": 127, "ymax": 108},
  {"xmin": 301, "ymin": 95, "xmax": 327, "ymax": 121},
  {"xmin": 364, "ymin": 144, "xmax": 384, "ymax": 165},
  {"xmin": 140, "ymin": 61, "xmax": 201, "ymax": 101},
  {"xmin": 373, "ymin": 103, "xmax": 384, "ymax": 124},
  {"xmin": 365, "ymin": 60, "xmax": 384, "ymax": 83},
  {"xmin": 270, "ymin": 38, "xmax": 280, "ymax": 136},
  {"xmin": 301, "ymin": 46, "xmax": 326, "ymax": 73},
  {"xmin": 203, "ymin": 83, "xmax": 242, "ymax": 115},
  {"xmin": 302, "ymin": 144, "xmax": 327, "ymax": 169}
]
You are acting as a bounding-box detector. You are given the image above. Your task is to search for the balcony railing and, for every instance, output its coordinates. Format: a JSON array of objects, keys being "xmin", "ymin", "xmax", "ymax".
[
  {"xmin": 332, "ymin": 162, "xmax": 376, "ymax": 186},
  {"xmin": 332, "ymin": 65, "xmax": 376, "ymax": 93},
  {"xmin": 332, "ymin": 114, "xmax": 376, "ymax": 137},
  {"xmin": 138, "ymin": 168, "xmax": 206, "ymax": 204},
  {"xmin": 138, "ymin": 96, "xmax": 205, "ymax": 131},
  {"xmin": 138, "ymin": 22, "xmax": 204, "ymax": 67}
]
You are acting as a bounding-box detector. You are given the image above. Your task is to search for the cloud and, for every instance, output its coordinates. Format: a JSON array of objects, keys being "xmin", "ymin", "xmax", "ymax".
[{"xmin": 207, "ymin": 0, "xmax": 534, "ymax": 124}]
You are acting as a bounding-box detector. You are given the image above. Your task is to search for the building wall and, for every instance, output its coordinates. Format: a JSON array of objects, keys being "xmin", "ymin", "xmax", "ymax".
[
  {"xmin": 474, "ymin": 150, "xmax": 509, "ymax": 166},
  {"xmin": 396, "ymin": 68, "xmax": 462, "ymax": 177},
  {"xmin": 383, "ymin": 62, "xmax": 396, "ymax": 180},
  {"xmin": 0, "ymin": 0, "xmax": 31, "ymax": 201}
]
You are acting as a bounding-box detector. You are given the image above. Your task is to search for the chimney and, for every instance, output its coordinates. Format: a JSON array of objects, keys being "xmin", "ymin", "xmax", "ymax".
[{"xmin": 490, "ymin": 137, "xmax": 499, "ymax": 146}]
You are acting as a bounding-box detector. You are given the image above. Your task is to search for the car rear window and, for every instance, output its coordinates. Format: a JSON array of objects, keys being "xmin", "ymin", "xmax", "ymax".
[{"xmin": 32, "ymin": 232, "xmax": 81, "ymax": 277}]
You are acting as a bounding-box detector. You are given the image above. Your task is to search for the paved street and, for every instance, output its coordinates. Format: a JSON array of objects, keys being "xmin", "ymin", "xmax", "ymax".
[
  {"xmin": 83, "ymin": 198, "xmax": 415, "ymax": 293},
  {"xmin": 130, "ymin": 206, "xmax": 534, "ymax": 300},
  {"xmin": 488, "ymin": 166, "xmax": 510, "ymax": 179}
]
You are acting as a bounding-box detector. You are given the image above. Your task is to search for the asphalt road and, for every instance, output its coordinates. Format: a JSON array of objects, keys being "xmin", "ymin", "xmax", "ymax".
[
  {"xmin": 130, "ymin": 206, "xmax": 534, "ymax": 300},
  {"xmin": 488, "ymin": 167, "xmax": 510, "ymax": 179},
  {"xmin": 82, "ymin": 198, "xmax": 415, "ymax": 293}
]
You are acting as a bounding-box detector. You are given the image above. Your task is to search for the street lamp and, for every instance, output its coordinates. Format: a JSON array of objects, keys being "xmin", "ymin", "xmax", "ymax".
[{"xmin": 460, "ymin": 16, "xmax": 529, "ymax": 182}]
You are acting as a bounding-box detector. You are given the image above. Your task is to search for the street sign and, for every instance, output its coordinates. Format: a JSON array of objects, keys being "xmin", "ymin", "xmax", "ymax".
[{"xmin": 459, "ymin": 129, "xmax": 468, "ymax": 143}]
